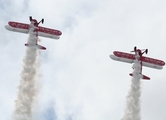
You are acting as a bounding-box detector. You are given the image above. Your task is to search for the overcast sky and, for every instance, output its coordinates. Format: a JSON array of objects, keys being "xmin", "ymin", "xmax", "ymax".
[{"xmin": 0, "ymin": 0, "xmax": 166, "ymax": 120}]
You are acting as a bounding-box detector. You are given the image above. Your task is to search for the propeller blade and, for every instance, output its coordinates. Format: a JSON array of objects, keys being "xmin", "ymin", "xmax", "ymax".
[
  {"xmin": 42, "ymin": 19, "xmax": 44, "ymax": 24},
  {"xmin": 134, "ymin": 46, "xmax": 137, "ymax": 51},
  {"xmin": 145, "ymin": 49, "xmax": 148, "ymax": 54},
  {"xmin": 29, "ymin": 16, "xmax": 32, "ymax": 21}
]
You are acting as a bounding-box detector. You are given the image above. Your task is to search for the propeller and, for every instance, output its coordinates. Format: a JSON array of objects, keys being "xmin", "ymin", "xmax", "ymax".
[
  {"xmin": 130, "ymin": 46, "xmax": 148, "ymax": 54},
  {"xmin": 29, "ymin": 16, "xmax": 44, "ymax": 25},
  {"xmin": 38, "ymin": 18, "xmax": 44, "ymax": 24},
  {"xmin": 139, "ymin": 49, "xmax": 148, "ymax": 54},
  {"xmin": 130, "ymin": 46, "xmax": 137, "ymax": 52}
]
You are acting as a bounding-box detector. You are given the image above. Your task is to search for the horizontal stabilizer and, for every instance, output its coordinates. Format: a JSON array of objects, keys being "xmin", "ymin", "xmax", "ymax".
[
  {"xmin": 37, "ymin": 44, "xmax": 46, "ymax": 50},
  {"xmin": 129, "ymin": 73, "xmax": 150, "ymax": 80},
  {"xmin": 25, "ymin": 43, "xmax": 46, "ymax": 50}
]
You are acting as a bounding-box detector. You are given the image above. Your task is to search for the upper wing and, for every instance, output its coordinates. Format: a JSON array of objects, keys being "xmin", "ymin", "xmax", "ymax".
[
  {"xmin": 110, "ymin": 51, "xmax": 135, "ymax": 64},
  {"xmin": 110, "ymin": 54, "xmax": 134, "ymax": 64},
  {"xmin": 5, "ymin": 21, "xmax": 29, "ymax": 34},
  {"xmin": 142, "ymin": 56, "xmax": 165, "ymax": 69},
  {"xmin": 110, "ymin": 51, "xmax": 135, "ymax": 63},
  {"xmin": 37, "ymin": 26, "xmax": 62, "ymax": 39},
  {"xmin": 5, "ymin": 21, "xmax": 62, "ymax": 40},
  {"xmin": 111, "ymin": 51, "xmax": 165, "ymax": 69}
]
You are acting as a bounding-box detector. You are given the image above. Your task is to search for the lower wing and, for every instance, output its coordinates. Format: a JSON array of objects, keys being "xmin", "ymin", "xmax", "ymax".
[
  {"xmin": 142, "ymin": 56, "xmax": 165, "ymax": 69},
  {"xmin": 38, "ymin": 26, "xmax": 62, "ymax": 40},
  {"xmin": 38, "ymin": 31, "xmax": 60, "ymax": 39},
  {"xmin": 5, "ymin": 25, "xmax": 29, "ymax": 34},
  {"xmin": 5, "ymin": 21, "xmax": 29, "ymax": 34},
  {"xmin": 142, "ymin": 62, "xmax": 163, "ymax": 70}
]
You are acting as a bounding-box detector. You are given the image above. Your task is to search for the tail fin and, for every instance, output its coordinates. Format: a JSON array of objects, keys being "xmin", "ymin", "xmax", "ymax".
[
  {"xmin": 25, "ymin": 43, "xmax": 46, "ymax": 50},
  {"xmin": 129, "ymin": 73, "xmax": 150, "ymax": 80}
]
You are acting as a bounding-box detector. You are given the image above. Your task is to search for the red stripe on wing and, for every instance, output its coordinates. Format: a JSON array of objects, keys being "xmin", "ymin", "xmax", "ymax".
[
  {"xmin": 113, "ymin": 51, "xmax": 135, "ymax": 60},
  {"xmin": 113, "ymin": 51, "xmax": 165, "ymax": 67},
  {"xmin": 142, "ymin": 56, "xmax": 165, "ymax": 66},
  {"xmin": 8, "ymin": 22, "xmax": 29, "ymax": 30},
  {"xmin": 38, "ymin": 26, "xmax": 62, "ymax": 36}
]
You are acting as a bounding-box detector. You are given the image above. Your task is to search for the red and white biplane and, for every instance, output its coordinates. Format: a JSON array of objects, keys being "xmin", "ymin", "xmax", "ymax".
[
  {"xmin": 5, "ymin": 16, "xmax": 62, "ymax": 50},
  {"xmin": 110, "ymin": 46, "xmax": 165, "ymax": 80}
]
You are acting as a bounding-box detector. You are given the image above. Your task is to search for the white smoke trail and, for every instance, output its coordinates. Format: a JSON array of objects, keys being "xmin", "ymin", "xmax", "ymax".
[
  {"xmin": 121, "ymin": 59, "xmax": 142, "ymax": 120},
  {"xmin": 13, "ymin": 26, "xmax": 41, "ymax": 120}
]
